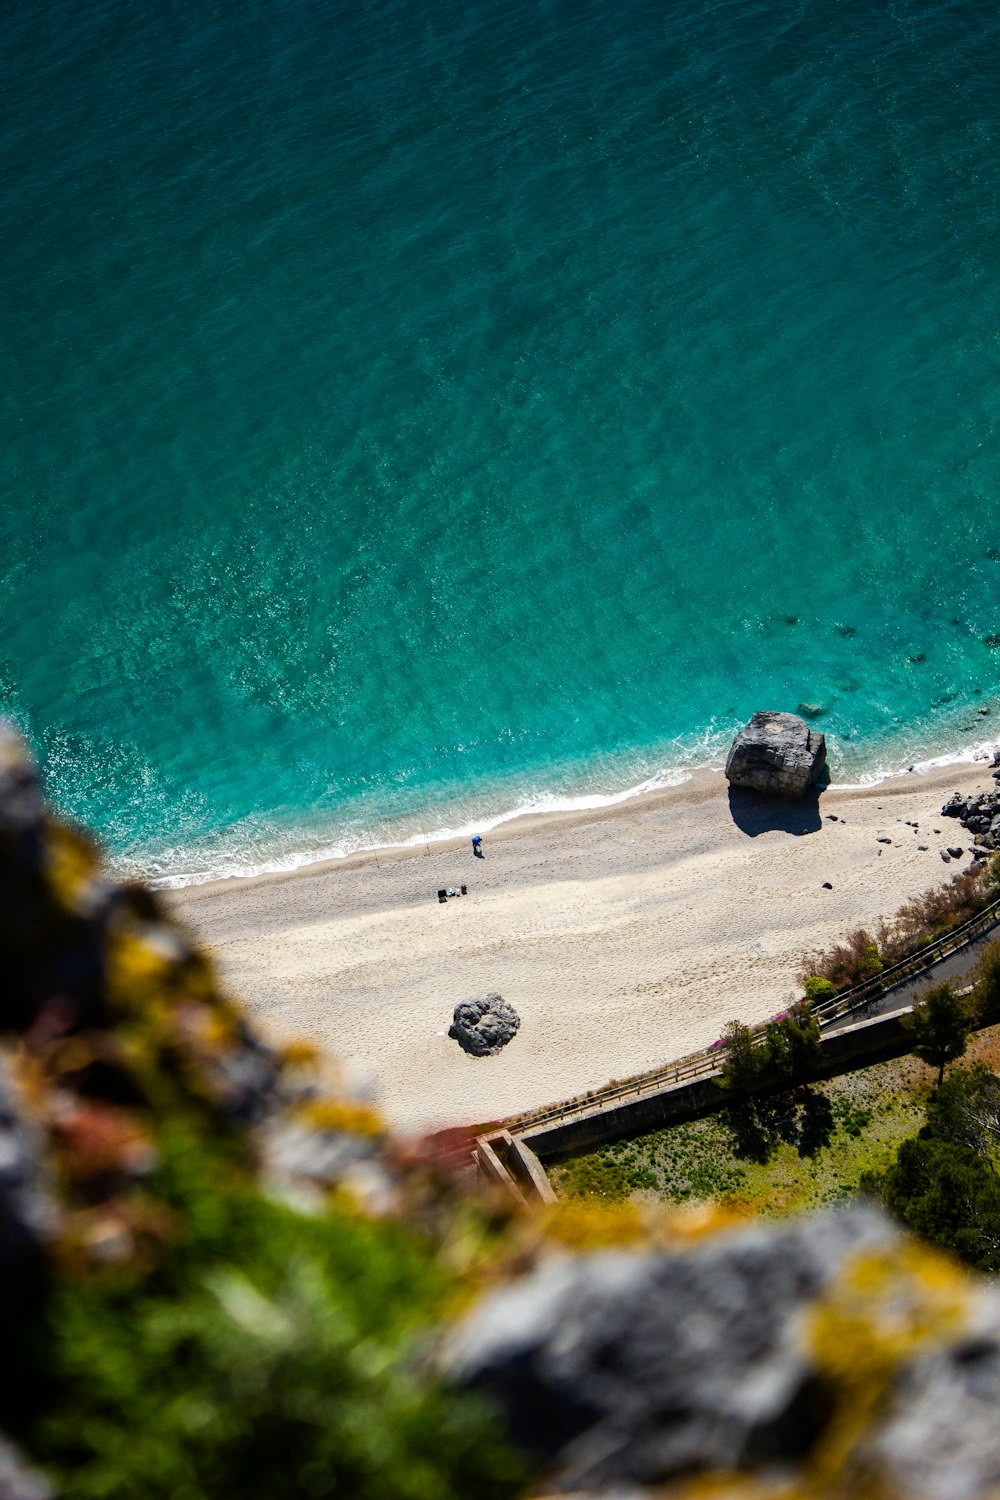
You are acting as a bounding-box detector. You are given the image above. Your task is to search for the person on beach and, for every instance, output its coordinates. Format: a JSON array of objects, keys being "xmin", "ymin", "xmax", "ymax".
[{"xmin": 471, "ymin": 835, "xmax": 483, "ymax": 857}]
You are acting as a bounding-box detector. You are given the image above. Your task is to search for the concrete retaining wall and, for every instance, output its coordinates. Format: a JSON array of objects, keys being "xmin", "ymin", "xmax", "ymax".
[
  {"xmin": 522, "ymin": 1005, "xmax": 918, "ymax": 1162},
  {"xmin": 507, "ymin": 1134, "xmax": 557, "ymax": 1203}
]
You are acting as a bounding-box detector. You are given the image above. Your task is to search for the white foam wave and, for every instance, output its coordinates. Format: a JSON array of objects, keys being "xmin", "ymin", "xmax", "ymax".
[
  {"xmin": 144, "ymin": 726, "xmax": 998, "ymax": 892},
  {"xmin": 831, "ymin": 735, "xmax": 999, "ymax": 790},
  {"xmin": 148, "ymin": 762, "xmax": 703, "ymax": 890}
]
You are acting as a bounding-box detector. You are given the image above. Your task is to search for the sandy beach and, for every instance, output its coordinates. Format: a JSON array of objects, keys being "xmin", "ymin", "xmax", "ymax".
[{"xmin": 170, "ymin": 757, "xmax": 999, "ymax": 1135}]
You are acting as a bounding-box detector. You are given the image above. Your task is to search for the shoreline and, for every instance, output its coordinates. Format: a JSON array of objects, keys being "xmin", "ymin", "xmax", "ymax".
[
  {"xmin": 171, "ymin": 752, "xmax": 999, "ymax": 1135},
  {"xmin": 152, "ymin": 731, "xmax": 1000, "ymax": 894}
]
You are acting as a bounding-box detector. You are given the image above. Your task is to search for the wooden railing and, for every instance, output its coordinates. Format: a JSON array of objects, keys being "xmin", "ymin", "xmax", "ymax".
[{"xmin": 506, "ymin": 892, "xmax": 1000, "ymax": 1137}]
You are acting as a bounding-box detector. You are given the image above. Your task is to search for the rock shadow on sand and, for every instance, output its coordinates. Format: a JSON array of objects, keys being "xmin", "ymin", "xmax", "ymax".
[{"xmin": 727, "ymin": 782, "xmax": 826, "ymax": 838}]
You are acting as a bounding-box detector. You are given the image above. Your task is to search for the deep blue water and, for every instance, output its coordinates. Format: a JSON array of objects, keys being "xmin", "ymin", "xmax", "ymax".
[{"xmin": 3, "ymin": 0, "xmax": 999, "ymax": 882}]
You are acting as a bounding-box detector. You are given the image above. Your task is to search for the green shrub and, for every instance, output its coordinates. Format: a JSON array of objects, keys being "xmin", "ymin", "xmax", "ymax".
[
  {"xmin": 718, "ymin": 1020, "xmax": 768, "ymax": 1093},
  {"xmin": 862, "ymin": 1136, "xmax": 1000, "ymax": 1272},
  {"xmin": 803, "ymin": 977, "xmax": 836, "ymax": 1005},
  {"xmin": 972, "ymin": 941, "xmax": 1000, "ymax": 1027}
]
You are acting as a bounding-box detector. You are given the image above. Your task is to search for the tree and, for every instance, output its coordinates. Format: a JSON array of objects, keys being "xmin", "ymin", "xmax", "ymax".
[
  {"xmin": 902, "ymin": 982, "xmax": 972, "ymax": 1087},
  {"xmin": 863, "ymin": 1136, "xmax": 1000, "ymax": 1271},
  {"xmin": 765, "ymin": 1004, "xmax": 822, "ymax": 1083},
  {"xmin": 925, "ymin": 1064, "xmax": 1000, "ymax": 1159},
  {"xmin": 972, "ymin": 940, "xmax": 1000, "ymax": 1028},
  {"xmin": 719, "ymin": 1020, "xmax": 767, "ymax": 1092}
]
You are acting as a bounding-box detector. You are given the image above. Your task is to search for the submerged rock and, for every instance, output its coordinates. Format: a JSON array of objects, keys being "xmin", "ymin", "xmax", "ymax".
[
  {"xmin": 725, "ymin": 712, "xmax": 827, "ymax": 800},
  {"xmin": 448, "ymin": 995, "xmax": 520, "ymax": 1057}
]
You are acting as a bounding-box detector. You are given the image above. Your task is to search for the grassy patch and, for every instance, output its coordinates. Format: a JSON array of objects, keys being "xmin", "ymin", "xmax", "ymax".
[{"xmin": 551, "ymin": 1053, "xmax": 933, "ymax": 1216}]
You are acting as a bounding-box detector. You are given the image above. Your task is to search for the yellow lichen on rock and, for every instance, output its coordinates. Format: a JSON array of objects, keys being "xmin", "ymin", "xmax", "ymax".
[{"xmin": 807, "ymin": 1242, "xmax": 970, "ymax": 1495}]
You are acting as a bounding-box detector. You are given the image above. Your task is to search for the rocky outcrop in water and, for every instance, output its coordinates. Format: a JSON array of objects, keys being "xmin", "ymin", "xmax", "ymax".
[
  {"xmin": 449, "ymin": 994, "xmax": 520, "ymax": 1056},
  {"xmin": 725, "ymin": 711, "xmax": 827, "ymax": 799}
]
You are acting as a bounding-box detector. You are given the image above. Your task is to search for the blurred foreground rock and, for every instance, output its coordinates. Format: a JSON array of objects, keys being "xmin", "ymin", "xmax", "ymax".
[
  {"xmin": 450, "ymin": 1204, "xmax": 1000, "ymax": 1499},
  {"xmin": 726, "ymin": 711, "xmax": 827, "ymax": 799}
]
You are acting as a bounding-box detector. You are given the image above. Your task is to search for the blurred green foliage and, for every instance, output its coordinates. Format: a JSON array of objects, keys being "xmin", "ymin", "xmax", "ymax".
[{"xmin": 28, "ymin": 1127, "xmax": 524, "ymax": 1500}]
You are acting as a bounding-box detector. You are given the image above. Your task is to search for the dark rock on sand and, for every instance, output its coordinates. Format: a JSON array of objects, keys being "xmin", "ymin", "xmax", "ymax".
[
  {"xmin": 448, "ymin": 995, "xmax": 520, "ymax": 1057},
  {"xmin": 940, "ymin": 785, "xmax": 1000, "ymax": 855},
  {"xmin": 725, "ymin": 712, "xmax": 827, "ymax": 800}
]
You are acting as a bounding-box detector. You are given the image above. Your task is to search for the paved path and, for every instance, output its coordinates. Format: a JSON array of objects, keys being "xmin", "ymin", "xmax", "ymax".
[{"xmin": 823, "ymin": 922, "xmax": 999, "ymax": 1033}]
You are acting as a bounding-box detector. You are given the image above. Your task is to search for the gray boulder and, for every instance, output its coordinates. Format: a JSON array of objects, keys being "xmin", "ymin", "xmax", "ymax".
[
  {"xmin": 448, "ymin": 994, "xmax": 520, "ymax": 1057},
  {"xmin": 725, "ymin": 712, "xmax": 827, "ymax": 799},
  {"xmin": 447, "ymin": 1206, "xmax": 1000, "ymax": 1498},
  {"xmin": 447, "ymin": 1207, "xmax": 892, "ymax": 1491}
]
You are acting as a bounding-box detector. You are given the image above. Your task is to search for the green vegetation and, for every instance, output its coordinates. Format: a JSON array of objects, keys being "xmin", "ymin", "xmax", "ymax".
[
  {"xmin": 973, "ymin": 938, "xmax": 1000, "ymax": 1026},
  {"xmin": 803, "ymin": 976, "xmax": 836, "ymax": 1004},
  {"xmin": 764, "ymin": 1003, "xmax": 822, "ymax": 1081},
  {"xmin": 28, "ymin": 1127, "xmax": 524, "ymax": 1500},
  {"xmin": 868, "ymin": 1137, "xmax": 1000, "ymax": 1271},
  {"xmin": 718, "ymin": 1003, "xmax": 822, "ymax": 1095},
  {"xmin": 901, "ymin": 981, "xmax": 972, "ymax": 1086},
  {"xmin": 553, "ymin": 1112, "xmax": 748, "ymax": 1203},
  {"xmin": 718, "ymin": 1019, "xmax": 766, "ymax": 1091},
  {"xmin": 551, "ymin": 1055, "xmax": 929, "ymax": 1215},
  {"xmin": 864, "ymin": 1063, "xmax": 1000, "ymax": 1272}
]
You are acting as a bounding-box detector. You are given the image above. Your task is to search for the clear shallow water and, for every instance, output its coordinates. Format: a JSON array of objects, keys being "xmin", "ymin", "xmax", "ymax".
[{"xmin": 2, "ymin": 0, "xmax": 999, "ymax": 883}]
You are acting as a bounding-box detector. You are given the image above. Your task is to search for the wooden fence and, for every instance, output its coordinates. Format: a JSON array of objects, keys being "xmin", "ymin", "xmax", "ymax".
[{"xmin": 501, "ymin": 891, "xmax": 1000, "ymax": 1139}]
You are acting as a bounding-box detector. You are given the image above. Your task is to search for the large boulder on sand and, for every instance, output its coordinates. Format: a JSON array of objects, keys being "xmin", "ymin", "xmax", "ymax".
[
  {"xmin": 725, "ymin": 711, "xmax": 827, "ymax": 799},
  {"xmin": 448, "ymin": 995, "xmax": 520, "ymax": 1057}
]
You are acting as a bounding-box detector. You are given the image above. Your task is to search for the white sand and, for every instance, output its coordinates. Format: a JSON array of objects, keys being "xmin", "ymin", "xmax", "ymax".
[{"xmin": 169, "ymin": 758, "xmax": 998, "ymax": 1134}]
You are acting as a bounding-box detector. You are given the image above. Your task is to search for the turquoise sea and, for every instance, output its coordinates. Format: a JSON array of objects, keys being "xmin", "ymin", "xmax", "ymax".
[{"xmin": 3, "ymin": 0, "xmax": 999, "ymax": 884}]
